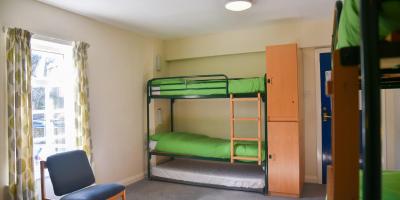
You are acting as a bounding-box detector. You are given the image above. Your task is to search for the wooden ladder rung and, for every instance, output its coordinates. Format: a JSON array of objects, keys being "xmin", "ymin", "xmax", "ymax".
[
  {"xmin": 233, "ymin": 117, "xmax": 259, "ymax": 121},
  {"xmin": 233, "ymin": 137, "xmax": 259, "ymax": 141},
  {"xmin": 233, "ymin": 156, "xmax": 259, "ymax": 161},
  {"xmin": 231, "ymin": 98, "xmax": 258, "ymax": 102}
]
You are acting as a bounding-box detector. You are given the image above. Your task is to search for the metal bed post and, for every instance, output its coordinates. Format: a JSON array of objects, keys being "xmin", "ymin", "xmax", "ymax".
[
  {"xmin": 360, "ymin": 0, "xmax": 381, "ymax": 199},
  {"xmin": 147, "ymin": 82, "xmax": 152, "ymax": 180},
  {"xmin": 171, "ymin": 99, "xmax": 175, "ymax": 131},
  {"xmin": 225, "ymin": 75, "xmax": 229, "ymax": 98}
]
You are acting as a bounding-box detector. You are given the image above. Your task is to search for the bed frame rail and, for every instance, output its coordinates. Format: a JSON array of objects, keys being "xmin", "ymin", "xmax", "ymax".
[{"xmin": 147, "ymin": 74, "xmax": 230, "ymax": 99}]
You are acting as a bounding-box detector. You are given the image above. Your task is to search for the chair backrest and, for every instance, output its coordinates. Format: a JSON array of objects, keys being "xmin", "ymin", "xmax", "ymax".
[{"xmin": 46, "ymin": 150, "xmax": 95, "ymax": 196}]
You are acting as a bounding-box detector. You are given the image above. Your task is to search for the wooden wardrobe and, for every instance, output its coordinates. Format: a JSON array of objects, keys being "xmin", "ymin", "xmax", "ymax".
[{"xmin": 266, "ymin": 43, "xmax": 304, "ymax": 197}]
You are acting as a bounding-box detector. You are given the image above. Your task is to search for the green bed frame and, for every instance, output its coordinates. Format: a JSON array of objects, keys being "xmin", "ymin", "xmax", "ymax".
[{"xmin": 146, "ymin": 74, "xmax": 268, "ymax": 194}]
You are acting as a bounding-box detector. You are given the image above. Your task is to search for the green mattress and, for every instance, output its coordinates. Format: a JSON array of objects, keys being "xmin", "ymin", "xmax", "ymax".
[
  {"xmin": 151, "ymin": 77, "xmax": 265, "ymax": 96},
  {"xmin": 336, "ymin": 0, "xmax": 400, "ymax": 49},
  {"xmin": 359, "ymin": 170, "xmax": 400, "ymax": 199},
  {"xmin": 150, "ymin": 132, "xmax": 265, "ymax": 161}
]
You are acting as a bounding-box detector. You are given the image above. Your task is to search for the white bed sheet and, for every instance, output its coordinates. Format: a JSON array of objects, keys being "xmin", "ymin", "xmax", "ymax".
[{"xmin": 151, "ymin": 159, "xmax": 265, "ymax": 189}]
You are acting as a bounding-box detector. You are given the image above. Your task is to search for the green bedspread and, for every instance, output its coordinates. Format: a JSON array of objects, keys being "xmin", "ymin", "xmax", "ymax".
[
  {"xmin": 150, "ymin": 132, "xmax": 265, "ymax": 161},
  {"xmin": 337, "ymin": 0, "xmax": 400, "ymax": 49},
  {"xmin": 151, "ymin": 77, "xmax": 265, "ymax": 96},
  {"xmin": 359, "ymin": 170, "xmax": 400, "ymax": 199},
  {"xmin": 326, "ymin": 170, "xmax": 400, "ymax": 200}
]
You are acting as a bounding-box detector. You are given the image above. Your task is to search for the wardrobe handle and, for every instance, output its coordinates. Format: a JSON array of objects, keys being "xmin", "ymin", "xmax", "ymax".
[
  {"xmin": 267, "ymin": 78, "xmax": 272, "ymax": 84},
  {"xmin": 268, "ymin": 154, "xmax": 272, "ymax": 159}
]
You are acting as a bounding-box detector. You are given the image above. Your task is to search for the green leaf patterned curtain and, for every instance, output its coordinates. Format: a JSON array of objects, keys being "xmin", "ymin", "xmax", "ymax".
[
  {"xmin": 73, "ymin": 42, "xmax": 93, "ymax": 163},
  {"xmin": 6, "ymin": 28, "xmax": 36, "ymax": 200}
]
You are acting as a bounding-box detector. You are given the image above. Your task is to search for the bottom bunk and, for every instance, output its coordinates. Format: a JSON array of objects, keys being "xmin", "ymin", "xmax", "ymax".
[
  {"xmin": 149, "ymin": 132, "xmax": 265, "ymax": 162},
  {"xmin": 151, "ymin": 158, "xmax": 265, "ymax": 193}
]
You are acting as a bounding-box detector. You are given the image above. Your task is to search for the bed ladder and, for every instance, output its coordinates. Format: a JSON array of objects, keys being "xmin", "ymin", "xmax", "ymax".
[{"xmin": 229, "ymin": 93, "xmax": 262, "ymax": 165}]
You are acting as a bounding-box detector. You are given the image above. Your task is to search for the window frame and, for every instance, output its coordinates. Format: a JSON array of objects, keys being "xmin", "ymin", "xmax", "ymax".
[{"xmin": 30, "ymin": 37, "xmax": 76, "ymax": 180}]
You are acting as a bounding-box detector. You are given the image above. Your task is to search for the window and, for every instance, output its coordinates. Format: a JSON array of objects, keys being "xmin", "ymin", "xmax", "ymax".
[{"xmin": 31, "ymin": 38, "xmax": 75, "ymax": 180}]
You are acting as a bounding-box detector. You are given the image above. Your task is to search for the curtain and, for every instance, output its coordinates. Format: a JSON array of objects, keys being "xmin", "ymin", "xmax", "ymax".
[
  {"xmin": 73, "ymin": 42, "xmax": 93, "ymax": 163},
  {"xmin": 6, "ymin": 28, "xmax": 36, "ymax": 200}
]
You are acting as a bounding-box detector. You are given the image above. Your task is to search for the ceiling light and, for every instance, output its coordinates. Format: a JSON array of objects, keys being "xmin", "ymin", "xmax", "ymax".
[{"xmin": 225, "ymin": 0, "xmax": 252, "ymax": 12}]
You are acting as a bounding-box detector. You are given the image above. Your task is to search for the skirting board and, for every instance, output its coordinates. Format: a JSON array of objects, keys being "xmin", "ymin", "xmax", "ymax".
[{"xmin": 119, "ymin": 173, "xmax": 145, "ymax": 186}]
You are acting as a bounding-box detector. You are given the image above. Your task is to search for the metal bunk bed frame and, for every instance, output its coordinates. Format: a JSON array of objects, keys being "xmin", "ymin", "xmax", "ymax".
[
  {"xmin": 146, "ymin": 74, "xmax": 268, "ymax": 194},
  {"xmin": 333, "ymin": 0, "xmax": 400, "ymax": 199}
]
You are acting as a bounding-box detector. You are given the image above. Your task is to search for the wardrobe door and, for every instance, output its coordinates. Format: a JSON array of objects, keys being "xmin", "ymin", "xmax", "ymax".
[
  {"xmin": 268, "ymin": 122, "xmax": 300, "ymax": 196},
  {"xmin": 266, "ymin": 44, "xmax": 299, "ymax": 122}
]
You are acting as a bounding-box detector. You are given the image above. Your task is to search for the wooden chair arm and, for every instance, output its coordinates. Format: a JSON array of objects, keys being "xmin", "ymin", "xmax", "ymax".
[{"xmin": 40, "ymin": 161, "xmax": 50, "ymax": 200}]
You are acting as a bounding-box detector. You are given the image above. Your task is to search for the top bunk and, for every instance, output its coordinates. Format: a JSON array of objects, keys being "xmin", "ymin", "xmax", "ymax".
[
  {"xmin": 332, "ymin": 0, "xmax": 400, "ymax": 65},
  {"xmin": 147, "ymin": 74, "xmax": 266, "ymax": 100},
  {"xmin": 334, "ymin": 0, "xmax": 400, "ymax": 50},
  {"xmin": 332, "ymin": 0, "xmax": 400, "ymax": 88}
]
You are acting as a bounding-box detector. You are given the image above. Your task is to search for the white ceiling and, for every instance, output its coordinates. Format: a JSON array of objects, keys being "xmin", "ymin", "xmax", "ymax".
[{"xmin": 37, "ymin": 0, "xmax": 335, "ymax": 39}]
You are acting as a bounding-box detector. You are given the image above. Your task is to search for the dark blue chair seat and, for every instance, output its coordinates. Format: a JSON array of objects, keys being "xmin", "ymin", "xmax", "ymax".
[{"xmin": 61, "ymin": 184, "xmax": 125, "ymax": 200}]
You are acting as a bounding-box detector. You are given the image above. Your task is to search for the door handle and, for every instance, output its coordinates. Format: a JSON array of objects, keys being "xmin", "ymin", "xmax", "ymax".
[{"xmin": 323, "ymin": 111, "xmax": 331, "ymax": 122}]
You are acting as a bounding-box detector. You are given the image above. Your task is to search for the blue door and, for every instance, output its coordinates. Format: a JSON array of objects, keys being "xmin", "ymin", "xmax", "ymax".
[{"xmin": 319, "ymin": 52, "xmax": 332, "ymax": 184}]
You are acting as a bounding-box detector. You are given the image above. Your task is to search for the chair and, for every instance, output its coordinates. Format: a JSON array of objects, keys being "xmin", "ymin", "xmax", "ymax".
[{"xmin": 40, "ymin": 150, "xmax": 126, "ymax": 200}]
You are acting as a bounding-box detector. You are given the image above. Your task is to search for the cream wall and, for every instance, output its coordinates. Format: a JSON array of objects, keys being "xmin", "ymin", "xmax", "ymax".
[
  {"xmin": 143, "ymin": 39, "xmax": 171, "ymax": 166},
  {"xmin": 302, "ymin": 48, "xmax": 320, "ymax": 183},
  {"xmin": 168, "ymin": 52, "xmax": 266, "ymax": 139},
  {"xmin": 383, "ymin": 89, "xmax": 400, "ymax": 170},
  {"xmin": 0, "ymin": 0, "xmax": 161, "ymax": 198},
  {"xmin": 144, "ymin": 39, "xmax": 170, "ymax": 135},
  {"xmin": 165, "ymin": 18, "xmax": 332, "ymax": 61}
]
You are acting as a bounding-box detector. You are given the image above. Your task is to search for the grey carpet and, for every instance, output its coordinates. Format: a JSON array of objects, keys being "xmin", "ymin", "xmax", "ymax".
[{"xmin": 126, "ymin": 180, "xmax": 326, "ymax": 200}]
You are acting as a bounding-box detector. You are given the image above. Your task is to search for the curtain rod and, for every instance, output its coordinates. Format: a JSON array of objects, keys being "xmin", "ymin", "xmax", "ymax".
[{"xmin": 2, "ymin": 25, "xmax": 73, "ymax": 45}]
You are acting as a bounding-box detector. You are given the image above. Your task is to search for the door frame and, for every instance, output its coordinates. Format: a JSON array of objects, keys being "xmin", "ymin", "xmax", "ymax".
[{"xmin": 314, "ymin": 47, "xmax": 331, "ymax": 184}]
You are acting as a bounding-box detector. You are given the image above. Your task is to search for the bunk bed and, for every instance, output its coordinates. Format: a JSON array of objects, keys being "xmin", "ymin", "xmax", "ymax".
[
  {"xmin": 329, "ymin": 0, "xmax": 400, "ymax": 199},
  {"xmin": 146, "ymin": 74, "xmax": 268, "ymax": 194}
]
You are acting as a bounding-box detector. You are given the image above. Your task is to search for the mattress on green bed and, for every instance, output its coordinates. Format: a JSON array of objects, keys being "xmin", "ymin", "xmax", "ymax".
[
  {"xmin": 151, "ymin": 77, "xmax": 265, "ymax": 96},
  {"xmin": 150, "ymin": 132, "xmax": 265, "ymax": 161},
  {"xmin": 336, "ymin": 0, "xmax": 400, "ymax": 49},
  {"xmin": 359, "ymin": 170, "xmax": 400, "ymax": 200}
]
